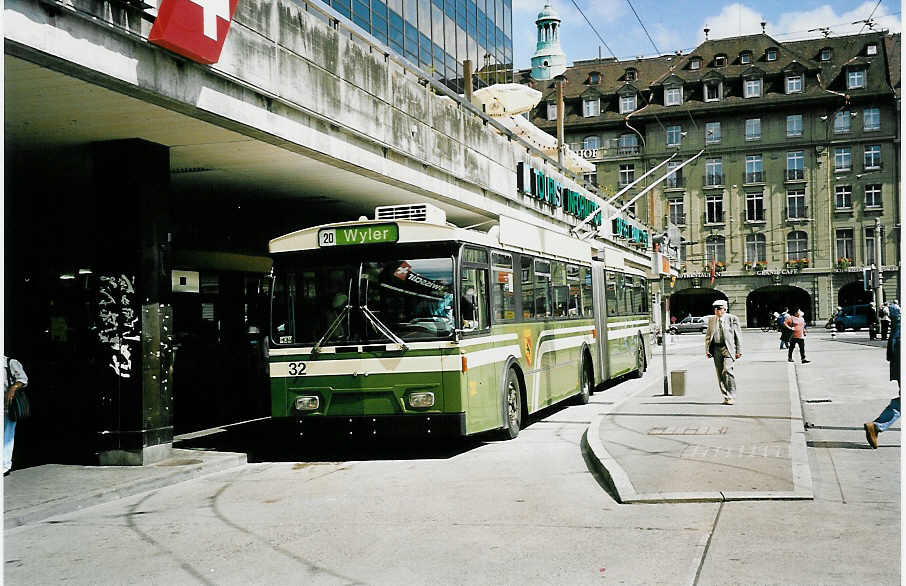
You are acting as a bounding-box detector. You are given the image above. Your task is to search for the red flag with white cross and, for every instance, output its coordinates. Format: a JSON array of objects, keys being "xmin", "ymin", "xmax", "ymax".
[{"xmin": 149, "ymin": 0, "xmax": 238, "ymax": 64}]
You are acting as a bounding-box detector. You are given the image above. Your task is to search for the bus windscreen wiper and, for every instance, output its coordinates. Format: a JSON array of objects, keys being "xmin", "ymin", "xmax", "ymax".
[
  {"xmin": 360, "ymin": 273, "xmax": 409, "ymax": 351},
  {"xmin": 312, "ymin": 279, "xmax": 353, "ymax": 355}
]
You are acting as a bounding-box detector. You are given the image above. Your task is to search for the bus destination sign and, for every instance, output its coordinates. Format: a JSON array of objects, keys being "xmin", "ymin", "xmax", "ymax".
[{"xmin": 319, "ymin": 224, "xmax": 399, "ymax": 247}]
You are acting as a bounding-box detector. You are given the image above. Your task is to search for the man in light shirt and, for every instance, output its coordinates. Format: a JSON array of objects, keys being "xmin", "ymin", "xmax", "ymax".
[{"xmin": 705, "ymin": 299, "xmax": 742, "ymax": 405}]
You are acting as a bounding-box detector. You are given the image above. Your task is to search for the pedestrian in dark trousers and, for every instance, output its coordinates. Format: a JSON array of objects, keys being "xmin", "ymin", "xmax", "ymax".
[
  {"xmin": 879, "ymin": 302, "xmax": 891, "ymax": 340},
  {"xmin": 868, "ymin": 301, "xmax": 878, "ymax": 340},
  {"xmin": 777, "ymin": 308, "xmax": 790, "ymax": 349},
  {"xmin": 865, "ymin": 301, "xmax": 900, "ymax": 448},
  {"xmin": 784, "ymin": 309, "xmax": 810, "ymax": 363}
]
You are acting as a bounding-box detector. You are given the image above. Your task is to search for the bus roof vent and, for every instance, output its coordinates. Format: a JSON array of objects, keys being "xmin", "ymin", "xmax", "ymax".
[{"xmin": 375, "ymin": 203, "xmax": 447, "ymax": 225}]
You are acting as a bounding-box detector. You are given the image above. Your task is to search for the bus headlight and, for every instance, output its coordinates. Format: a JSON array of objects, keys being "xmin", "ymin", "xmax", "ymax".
[
  {"xmin": 294, "ymin": 396, "xmax": 319, "ymax": 411},
  {"xmin": 408, "ymin": 392, "xmax": 435, "ymax": 408}
]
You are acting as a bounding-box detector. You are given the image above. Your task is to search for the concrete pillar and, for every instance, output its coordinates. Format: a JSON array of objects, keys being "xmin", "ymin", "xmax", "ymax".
[{"xmin": 91, "ymin": 139, "xmax": 173, "ymax": 465}]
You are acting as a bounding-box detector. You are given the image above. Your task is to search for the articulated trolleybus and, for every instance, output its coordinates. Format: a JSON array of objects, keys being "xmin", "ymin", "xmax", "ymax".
[{"xmin": 268, "ymin": 203, "xmax": 651, "ymax": 439}]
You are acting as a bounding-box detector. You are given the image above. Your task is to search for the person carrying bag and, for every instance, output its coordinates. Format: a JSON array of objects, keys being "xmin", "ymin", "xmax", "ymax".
[{"xmin": 3, "ymin": 356, "xmax": 29, "ymax": 476}]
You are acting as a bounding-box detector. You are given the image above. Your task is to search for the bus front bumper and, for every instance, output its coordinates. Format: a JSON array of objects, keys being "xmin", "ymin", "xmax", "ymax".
[{"xmin": 280, "ymin": 413, "xmax": 467, "ymax": 438}]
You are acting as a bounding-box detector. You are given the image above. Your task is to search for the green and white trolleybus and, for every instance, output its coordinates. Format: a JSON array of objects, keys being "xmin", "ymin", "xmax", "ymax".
[{"xmin": 268, "ymin": 203, "xmax": 651, "ymax": 439}]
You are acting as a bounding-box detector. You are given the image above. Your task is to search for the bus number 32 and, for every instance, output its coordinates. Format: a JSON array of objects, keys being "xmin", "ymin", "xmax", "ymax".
[{"xmin": 287, "ymin": 362, "xmax": 307, "ymax": 376}]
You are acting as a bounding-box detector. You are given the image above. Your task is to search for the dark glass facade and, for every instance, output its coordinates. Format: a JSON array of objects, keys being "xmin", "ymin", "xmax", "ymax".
[{"xmin": 321, "ymin": 0, "xmax": 513, "ymax": 92}]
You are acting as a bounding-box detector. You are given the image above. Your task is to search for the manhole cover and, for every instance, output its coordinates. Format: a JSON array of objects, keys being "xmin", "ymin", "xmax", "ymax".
[{"xmin": 156, "ymin": 458, "xmax": 203, "ymax": 467}]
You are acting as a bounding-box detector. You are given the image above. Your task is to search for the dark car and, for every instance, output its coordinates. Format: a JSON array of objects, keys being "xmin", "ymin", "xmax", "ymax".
[
  {"xmin": 668, "ymin": 316, "xmax": 709, "ymax": 334},
  {"xmin": 834, "ymin": 304, "xmax": 872, "ymax": 331}
]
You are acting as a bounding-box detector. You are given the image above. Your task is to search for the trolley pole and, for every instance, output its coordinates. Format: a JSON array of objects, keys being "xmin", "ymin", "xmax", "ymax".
[{"xmin": 661, "ymin": 276, "xmax": 668, "ymax": 395}]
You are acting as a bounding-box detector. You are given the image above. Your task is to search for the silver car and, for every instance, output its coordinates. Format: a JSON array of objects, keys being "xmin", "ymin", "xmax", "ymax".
[{"xmin": 668, "ymin": 316, "xmax": 709, "ymax": 334}]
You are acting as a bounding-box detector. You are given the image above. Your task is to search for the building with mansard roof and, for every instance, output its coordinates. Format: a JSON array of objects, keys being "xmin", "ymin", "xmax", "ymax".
[{"xmin": 519, "ymin": 30, "xmax": 900, "ymax": 326}]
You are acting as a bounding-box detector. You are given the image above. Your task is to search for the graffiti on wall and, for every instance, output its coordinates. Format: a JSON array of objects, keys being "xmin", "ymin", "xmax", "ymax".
[{"xmin": 96, "ymin": 274, "xmax": 139, "ymax": 378}]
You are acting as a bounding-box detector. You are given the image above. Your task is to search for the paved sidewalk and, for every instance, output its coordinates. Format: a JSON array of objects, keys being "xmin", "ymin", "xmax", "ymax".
[
  {"xmin": 4, "ymin": 448, "xmax": 246, "ymax": 529},
  {"xmin": 585, "ymin": 331, "xmax": 813, "ymax": 503}
]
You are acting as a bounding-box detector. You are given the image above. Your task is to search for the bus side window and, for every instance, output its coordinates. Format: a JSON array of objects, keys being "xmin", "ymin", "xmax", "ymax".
[
  {"xmin": 551, "ymin": 261, "xmax": 568, "ymax": 317},
  {"xmin": 491, "ymin": 252, "xmax": 515, "ymax": 322},
  {"xmin": 461, "ymin": 268, "xmax": 489, "ymax": 331},
  {"xmin": 521, "ymin": 255, "xmax": 535, "ymax": 319},
  {"xmin": 578, "ymin": 266, "xmax": 593, "ymax": 317},
  {"xmin": 534, "ymin": 259, "xmax": 552, "ymax": 318},
  {"xmin": 605, "ymin": 270, "xmax": 618, "ymax": 316}
]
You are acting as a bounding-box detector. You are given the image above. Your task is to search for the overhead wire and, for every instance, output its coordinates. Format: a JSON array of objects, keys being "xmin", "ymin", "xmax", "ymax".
[
  {"xmin": 567, "ymin": 0, "xmax": 618, "ymax": 61},
  {"xmin": 857, "ymin": 0, "xmax": 884, "ymax": 34},
  {"xmin": 625, "ymin": 0, "xmax": 660, "ymax": 56}
]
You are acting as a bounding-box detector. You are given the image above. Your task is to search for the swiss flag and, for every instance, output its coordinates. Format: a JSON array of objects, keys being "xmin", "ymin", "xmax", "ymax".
[{"xmin": 149, "ymin": 0, "xmax": 239, "ymax": 64}]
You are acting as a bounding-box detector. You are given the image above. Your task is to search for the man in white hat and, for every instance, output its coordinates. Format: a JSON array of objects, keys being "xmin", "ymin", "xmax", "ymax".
[{"xmin": 705, "ymin": 299, "xmax": 743, "ymax": 404}]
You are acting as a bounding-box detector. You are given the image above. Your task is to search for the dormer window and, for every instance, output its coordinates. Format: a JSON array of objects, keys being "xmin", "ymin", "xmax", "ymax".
[
  {"xmin": 546, "ymin": 102, "xmax": 558, "ymax": 121},
  {"xmin": 690, "ymin": 57, "xmax": 702, "ymax": 70},
  {"xmin": 744, "ymin": 76, "xmax": 763, "ymax": 98},
  {"xmin": 625, "ymin": 69, "xmax": 637, "ymax": 81},
  {"xmin": 740, "ymin": 51, "xmax": 752, "ymax": 64},
  {"xmin": 847, "ymin": 68, "xmax": 866, "ymax": 89},
  {"xmin": 583, "ymin": 97, "xmax": 600, "ymax": 117},
  {"xmin": 766, "ymin": 48, "xmax": 778, "ymax": 61},
  {"xmin": 619, "ymin": 93, "xmax": 637, "ymax": 114},
  {"xmin": 588, "ymin": 72, "xmax": 600, "ymax": 84},
  {"xmin": 714, "ymin": 54, "xmax": 727, "ymax": 67},
  {"xmin": 820, "ymin": 48, "xmax": 832, "ymax": 61},
  {"xmin": 665, "ymin": 86, "xmax": 683, "ymax": 106},
  {"xmin": 866, "ymin": 43, "xmax": 878, "ymax": 56},
  {"xmin": 785, "ymin": 74, "xmax": 803, "ymax": 94},
  {"xmin": 704, "ymin": 80, "xmax": 722, "ymax": 102}
]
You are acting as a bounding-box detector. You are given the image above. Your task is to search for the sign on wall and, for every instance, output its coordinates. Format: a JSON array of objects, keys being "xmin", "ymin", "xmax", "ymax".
[{"xmin": 149, "ymin": 0, "xmax": 239, "ymax": 64}]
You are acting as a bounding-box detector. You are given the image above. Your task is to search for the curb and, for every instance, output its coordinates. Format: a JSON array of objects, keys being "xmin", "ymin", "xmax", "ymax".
[{"xmin": 4, "ymin": 450, "xmax": 247, "ymax": 529}]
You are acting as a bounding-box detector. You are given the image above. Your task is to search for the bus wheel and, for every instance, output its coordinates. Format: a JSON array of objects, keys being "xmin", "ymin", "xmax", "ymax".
[
  {"xmin": 501, "ymin": 367, "xmax": 523, "ymax": 440},
  {"xmin": 632, "ymin": 338, "xmax": 646, "ymax": 378},
  {"xmin": 835, "ymin": 323, "xmax": 845, "ymax": 332},
  {"xmin": 574, "ymin": 356, "xmax": 592, "ymax": 405}
]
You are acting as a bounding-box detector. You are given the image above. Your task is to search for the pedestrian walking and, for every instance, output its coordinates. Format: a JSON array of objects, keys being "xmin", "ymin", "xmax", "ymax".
[
  {"xmin": 868, "ymin": 301, "xmax": 879, "ymax": 341},
  {"xmin": 784, "ymin": 309, "xmax": 810, "ymax": 364},
  {"xmin": 864, "ymin": 302, "xmax": 900, "ymax": 448},
  {"xmin": 3, "ymin": 356, "xmax": 29, "ymax": 476},
  {"xmin": 777, "ymin": 307, "xmax": 790, "ymax": 349},
  {"xmin": 879, "ymin": 302, "xmax": 891, "ymax": 341},
  {"xmin": 705, "ymin": 299, "xmax": 742, "ymax": 405}
]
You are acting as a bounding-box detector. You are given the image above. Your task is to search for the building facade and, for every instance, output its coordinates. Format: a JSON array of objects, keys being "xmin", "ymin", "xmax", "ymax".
[
  {"xmin": 520, "ymin": 30, "xmax": 901, "ymax": 325},
  {"xmin": 316, "ymin": 0, "xmax": 514, "ymax": 91}
]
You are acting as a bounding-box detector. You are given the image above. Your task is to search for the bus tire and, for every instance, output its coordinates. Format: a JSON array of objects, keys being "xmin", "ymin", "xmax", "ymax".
[
  {"xmin": 574, "ymin": 354, "xmax": 592, "ymax": 405},
  {"xmin": 500, "ymin": 367, "xmax": 523, "ymax": 440},
  {"xmin": 631, "ymin": 336, "xmax": 646, "ymax": 378}
]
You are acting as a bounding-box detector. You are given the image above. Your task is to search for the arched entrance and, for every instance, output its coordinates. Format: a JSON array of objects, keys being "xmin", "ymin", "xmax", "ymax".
[
  {"xmin": 838, "ymin": 280, "xmax": 873, "ymax": 307},
  {"xmin": 669, "ymin": 288, "xmax": 728, "ymax": 321},
  {"xmin": 746, "ymin": 285, "xmax": 812, "ymax": 327}
]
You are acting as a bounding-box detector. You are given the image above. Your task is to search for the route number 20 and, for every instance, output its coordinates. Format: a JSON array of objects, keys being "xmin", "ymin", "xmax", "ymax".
[{"xmin": 287, "ymin": 362, "xmax": 307, "ymax": 376}]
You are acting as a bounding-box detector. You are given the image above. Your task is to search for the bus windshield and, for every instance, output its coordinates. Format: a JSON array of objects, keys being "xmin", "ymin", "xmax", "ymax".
[{"xmin": 271, "ymin": 247, "xmax": 455, "ymax": 345}]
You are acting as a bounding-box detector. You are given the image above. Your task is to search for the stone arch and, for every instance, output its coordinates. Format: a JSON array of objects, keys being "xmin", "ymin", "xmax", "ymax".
[
  {"xmin": 669, "ymin": 287, "xmax": 728, "ymax": 321},
  {"xmin": 746, "ymin": 285, "xmax": 812, "ymax": 327},
  {"xmin": 838, "ymin": 280, "xmax": 872, "ymax": 307}
]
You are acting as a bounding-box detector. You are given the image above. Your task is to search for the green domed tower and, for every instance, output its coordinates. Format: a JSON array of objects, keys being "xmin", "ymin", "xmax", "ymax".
[{"xmin": 531, "ymin": 3, "xmax": 566, "ymax": 80}]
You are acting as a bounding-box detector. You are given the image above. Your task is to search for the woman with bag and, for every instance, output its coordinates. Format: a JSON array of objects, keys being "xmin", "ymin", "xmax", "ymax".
[
  {"xmin": 784, "ymin": 309, "xmax": 811, "ymax": 364},
  {"xmin": 4, "ymin": 355, "xmax": 29, "ymax": 476}
]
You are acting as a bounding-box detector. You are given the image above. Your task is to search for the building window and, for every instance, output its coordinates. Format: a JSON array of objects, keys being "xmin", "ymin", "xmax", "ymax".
[
  {"xmin": 746, "ymin": 191, "xmax": 765, "ymax": 222},
  {"xmin": 705, "ymin": 158, "xmax": 722, "ymax": 186},
  {"xmin": 546, "ymin": 102, "xmax": 557, "ymax": 121},
  {"xmin": 744, "ymin": 78, "xmax": 762, "ymax": 98},
  {"xmin": 834, "ymin": 111, "xmax": 851, "ymax": 133},
  {"xmin": 705, "ymin": 121, "xmax": 721, "ymax": 144},
  {"xmin": 619, "ymin": 164, "xmax": 635, "ymax": 186},
  {"xmin": 847, "ymin": 69, "xmax": 865, "ymax": 89},
  {"xmin": 706, "ymin": 235, "xmax": 726, "ymax": 264},
  {"xmin": 740, "ymin": 51, "xmax": 751, "ymax": 64},
  {"xmin": 835, "ymin": 185, "xmax": 852, "ymax": 209},
  {"xmin": 867, "ymin": 43, "xmax": 878, "ymax": 56},
  {"xmin": 787, "ymin": 114, "xmax": 803, "ymax": 137},
  {"xmin": 625, "ymin": 69, "xmax": 637, "ymax": 81},
  {"xmin": 745, "ymin": 118, "xmax": 761, "ymax": 141},
  {"xmin": 583, "ymin": 98, "xmax": 600, "ymax": 117},
  {"xmin": 690, "ymin": 58, "xmax": 701, "ymax": 70},
  {"xmin": 786, "ymin": 151, "xmax": 805, "ymax": 180},
  {"xmin": 714, "ymin": 54, "xmax": 726, "ymax": 67},
  {"xmin": 787, "ymin": 189, "xmax": 806, "ymax": 219},
  {"xmin": 820, "ymin": 48, "xmax": 832, "ymax": 61},
  {"xmin": 583, "ymin": 135, "xmax": 601, "ymax": 149},
  {"xmin": 583, "ymin": 172, "xmax": 598, "ymax": 186},
  {"xmin": 745, "ymin": 154, "xmax": 763, "ymax": 183},
  {"xmin": 864, "ymin": 107, "xmax": 880, "ymax": 131},
  {"xmin": 766, "ymin": 48, "xmax": 778, "ymax": 61},
  {"xmin": 665, "ymin": 161, "xmax": 683, "ymax": 188},
  {"xmin": 864, "ymin": 144, "xmax": 881, "ymax": 170},
  {"xmin": 704, "ymin": 81, "xmax": 722, "ymax": 101},
  {"xmin": 669, "ymin": 199, "xmax": 685, "ymax": 226},
  {"xmin": 619, "ymin": 94, "xmax": 637, "ymax": 114},
  {"xmin": 836, "ymin": 229, "xmax": 854, "ymax": 262},
  {"xmin": 834, "ymin": 147, "xmax": 852, "ymax": 172},
  {"xmin": 665, "ymin": 87, "xmax": 683, "ymax": 106},
  {"xmin": 746, "ymin": 233, "xmax": 767, "ymax": 262},
  {"xmin": 865, "ymin": 227, "xmax": 879, "ymax": 265},
  {"xmin": 618, "ymin": 134, "xmax": 639, "ymax": 155},
  {"xmin": 785, "ymin": 75, "xmax": 803, "ymax": 94},
  {"xmin": 589, "ymin": 72, "xmax": 600, "ymax": 84},
  {"xmin": 787, "ymin": 231, "xmax": 808, "ymax": 261},
  {"xmin": 865, "ymin": 184, "xmax": 882, "ymax": 208},
  {"xmin": 706, "ymin": 195, "xmax": 723, "ymax": 224},
  {"xmin": 666, "ymin": 125, "xmax": 682, "ymax": 147}
]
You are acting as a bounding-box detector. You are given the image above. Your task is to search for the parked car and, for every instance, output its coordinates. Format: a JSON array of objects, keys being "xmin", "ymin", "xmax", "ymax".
[
  {"xmin": 834, "ymin": 304, "xmax": 873, "ymax": 331},
  {"xmin": 668, "ymin": 316, "xmax": 709, "ymax": 334}
]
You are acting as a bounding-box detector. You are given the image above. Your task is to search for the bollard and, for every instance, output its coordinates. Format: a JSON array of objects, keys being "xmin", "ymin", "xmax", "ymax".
[{"xmin": 670, "ymin": 370, "xmax": 687, "ymax": 396}]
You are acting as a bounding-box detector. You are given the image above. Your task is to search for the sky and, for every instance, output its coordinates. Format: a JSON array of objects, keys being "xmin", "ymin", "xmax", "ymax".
[{"xmin": 511, "ymin": 0, "xmax": 902, "ymax": 70}]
